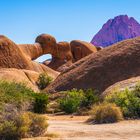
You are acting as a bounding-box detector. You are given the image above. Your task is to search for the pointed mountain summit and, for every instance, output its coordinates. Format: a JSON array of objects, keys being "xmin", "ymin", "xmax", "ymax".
[{"xmin": 91, "ymin": 15, "xmax": 140, "ymax": 47}]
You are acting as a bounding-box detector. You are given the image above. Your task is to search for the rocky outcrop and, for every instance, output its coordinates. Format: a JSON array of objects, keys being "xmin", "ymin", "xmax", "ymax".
[
  {"xmin": 46, "ymin": 37, "xmax": 140, "ymax": 93},
  {"xmin": 0, "ymin": 68, "xmax": 40, "ymax": 91},
  {"xmin": 18, "ymin": 43, "xmax": 43, "ymax": 60},
  {"xmin": 91, "ymin": 15, "xmax": 140, "ymax": 47},
  {"xmin": 44, "ymin": 42, "xmax": 73, "ymax": 70},
  {"xmin": 35, "ymin": 34, "xmax": 57, "ymax": 55},
  {"xmin": 0, "ymin": 35, "xmax": 31, "ymax": 70},
  {"xmin": 0, "ymin": 35, "xmax": 59, "ymax": 79},
  {"xmin": 102, "ymin": 76, "xmax": 140, "ymax": 96},
  {"xmin": 36, "ymin": 34, "xmax": 97, "ymax": 71},
  {"xmin": 0, "ymin": 34, "xmax": 97, "ymax": 74},
  {"xmin": 0, "ymin": 34, "xmax": 98, "ymax": 91},
  {"xmin": 70, "ymin": 40, "xmax": 97, "ymax": 62}
]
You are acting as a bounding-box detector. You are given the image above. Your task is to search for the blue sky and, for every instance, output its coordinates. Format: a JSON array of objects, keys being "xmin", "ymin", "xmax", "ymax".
[{"xmin": 0, "ymin": 0, "xmax": 140, "ymax": 61}]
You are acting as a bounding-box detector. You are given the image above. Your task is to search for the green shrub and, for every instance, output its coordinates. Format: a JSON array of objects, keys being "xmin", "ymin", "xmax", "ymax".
[
  {"xmin": 59, "ymin": 88, "xmax": 100, "ymax": 114},
  {"xmin": 0, "ymin": 112, "xmax": 48, "ymax": 139},
  {"xmin": 105, "ymin": 87, "xmax": 140, "ymax": 118},
  {"xmin": 37, "ymin": 73, "xmax": 53, "ymax": 89},
  {"xmin": 133, "ymin": 83, "xmax": 140, "ymax": 97},
  {"xmin": 0, "ymin": 121, "xmax": 19, "ymax": 140},
  {"xmin": 0, "ymin": 81, "xmax": 35, "ymax": 111},
  {"xmin": 89, "ymin": 103, "xmax": 123, "ymax": 124},
  {"xmin": 0, "ymin": 81, "xmax": 49, "ymax": 114},
  {"xmin": 0, "ymin": 81, "xmax": 49, "ymax": 139},
  {"xmin": 82, "ymin": 88, "xmax": 99, "ymax": 107},
  {"xmin": 33, "ymin": 93, "xmax": 49, "ymax": 113},
  {"xmin": 59, "ymin": 89, "xmax": 84, "ymax": 113}
]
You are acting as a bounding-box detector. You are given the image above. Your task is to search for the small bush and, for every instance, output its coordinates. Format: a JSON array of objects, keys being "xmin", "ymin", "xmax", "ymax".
[
  {"xmin": 133, "ymin": 83, "xmax": 140, "ymax": 97},
  {"xmin": 105, "ymin": 87, "xmax": 140, "ymax": 118},
  {"xmin": 0, "ymin": 81, "xmax": 49, "ymax": 114},
  {"xmin": 82, "ymin": 88, "xmax": 99, "ymax": 107},
  {"xmin": 89, "ymin": 103, "xmax": 123, "ymax": 124},
  {"xmin": 37, "ymin": 73, "xmax": 53, "ymax": 89},
  {"xmin": 0, "ymin": 81, "xmax": 49, "ymax": 139},
  {"xmin": 33, "ymin": 93, "xmax": 49, "ymax": 113},
  {"xmin": 59, "ymin": 89, "xmax": 100, "ymax": 114},
  {"xmin": 0, "ymin": 81, "xmax": 36, "ymax": 111},
  {"xmin": 19, "ymin": 112, "xmax": 48, "ymax": 137},
  {"xmin": 0, "ymin": 121, "xmax": 19, "ymax": 140},
  {"xmin": 0, "ymin": 112, "xmax": 48, "ymax": 139},
  {"xmin": 29, "ymin": 112, "xmax": 48, "ymax": 136},
  {"xmin": 59, "ymin": 89, "xmax": 84, "ymax": 113}
]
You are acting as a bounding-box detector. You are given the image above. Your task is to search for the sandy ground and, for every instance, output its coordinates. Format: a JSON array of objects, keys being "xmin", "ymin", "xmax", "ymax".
[{"xmin": 24, "ymin": 115, "xmax": 140, "ymax": 140}]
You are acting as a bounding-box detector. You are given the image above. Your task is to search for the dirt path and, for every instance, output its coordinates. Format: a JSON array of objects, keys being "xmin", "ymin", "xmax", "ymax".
[{"xmin": 24, "ymin": 115, "xmax": 140, "ymax": 140}]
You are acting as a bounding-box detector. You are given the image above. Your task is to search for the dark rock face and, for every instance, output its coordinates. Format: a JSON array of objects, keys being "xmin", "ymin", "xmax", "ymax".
[
  {"xmin": 46, "ymin": 37, "xmax": 140, "ymax": 93},
  {"xmin": 91, "ymin": 15, "xmax": 140, "ymax": 47}
]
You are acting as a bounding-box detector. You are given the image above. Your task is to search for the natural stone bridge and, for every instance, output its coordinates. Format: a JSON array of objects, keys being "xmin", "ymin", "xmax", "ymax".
[{"xmin": 0, "ymin": 34, "xmax": 97, "ymax": 72}]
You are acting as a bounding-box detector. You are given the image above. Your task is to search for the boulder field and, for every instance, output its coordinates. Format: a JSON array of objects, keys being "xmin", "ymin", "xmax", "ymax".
[{"xmin": 46, "ymin": 37, "xmax": 140, "ymax": 93}]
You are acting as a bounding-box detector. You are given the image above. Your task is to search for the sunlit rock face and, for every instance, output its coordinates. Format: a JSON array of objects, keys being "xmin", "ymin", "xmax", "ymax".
[
  {"xmin": 46, "ymin": 36, "xmax": 140, "ymax": 93},
  {"xmin": 91, "ymin": 15, "xmax": 140, "ymax": 47}
]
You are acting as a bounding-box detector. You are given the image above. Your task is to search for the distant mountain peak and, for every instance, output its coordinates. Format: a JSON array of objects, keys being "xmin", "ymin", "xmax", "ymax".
[{"xmin": 91, "ymin": 15, "xmax": 140, "ymax": 47}]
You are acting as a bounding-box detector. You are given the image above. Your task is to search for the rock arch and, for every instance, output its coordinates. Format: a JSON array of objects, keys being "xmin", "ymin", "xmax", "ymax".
[
  {"xmin": 0, "ymin": 34, "xmax": 97, "ymax": 72},
  {"xmin": 35, "ymin": 34, "xmax": 97, "ymax": 71}
]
